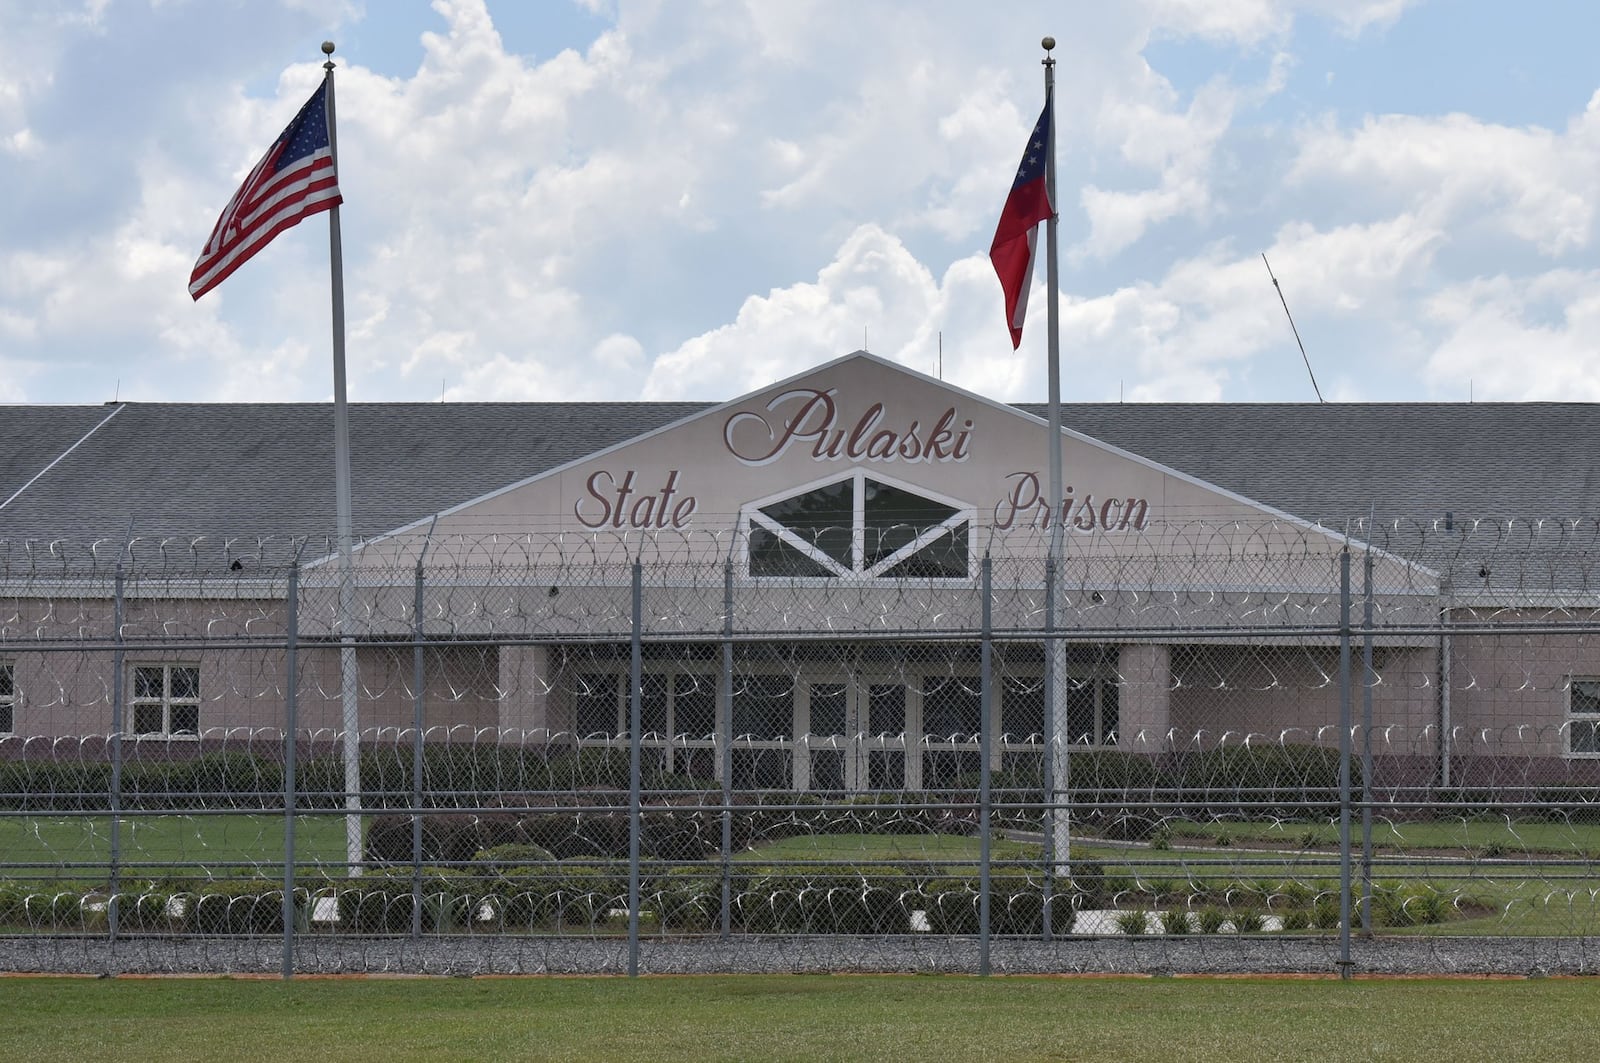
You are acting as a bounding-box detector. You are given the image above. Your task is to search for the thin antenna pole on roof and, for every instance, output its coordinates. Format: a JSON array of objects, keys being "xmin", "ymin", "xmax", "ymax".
[
  {"xmin": 938, "ymin": 331, "xmax": 943, "ymax": 379},
  {"xmin": 1261, "ymin": 253, "xmax": 1325, "ymax": 403}
]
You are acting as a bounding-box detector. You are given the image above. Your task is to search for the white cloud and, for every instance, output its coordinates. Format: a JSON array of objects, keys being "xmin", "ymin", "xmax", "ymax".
[
  {"xmin": 1056, "ymin": 213, "xmax": 1443, "ymax": 400},
  {"xmin": 643, "ymin": 225, "xmax": 939, "ymax": 398},
  {"xmin": 1423, "ymin": 271, "xmax": 1600, "ymax": 401},
  {"xmin": 0, "ymin": 0, "xmax": 1593, "ymax": 413},
  {"xmin": 1146, "ymin": 0, "xmax": 1413, "ymax": 44},
  {"xmin": 1289, "ymin": 104, "xmax": 1600, "ymax": 257}
]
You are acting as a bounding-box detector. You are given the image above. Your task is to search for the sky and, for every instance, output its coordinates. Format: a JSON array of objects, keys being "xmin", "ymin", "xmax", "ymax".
[{"xmin": 3, "ymin": 0, "xmax": 1600, "ymax": 408}]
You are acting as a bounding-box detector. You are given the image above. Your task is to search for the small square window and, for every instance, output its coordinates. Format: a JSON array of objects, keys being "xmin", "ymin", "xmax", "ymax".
[
  {"xmin": 1568, "ymin": 679, "xmax": 1600, "ymax": 756},
  {"xmin": 130, "ymin": 664, "xmax": 201, "ymax": 738}
]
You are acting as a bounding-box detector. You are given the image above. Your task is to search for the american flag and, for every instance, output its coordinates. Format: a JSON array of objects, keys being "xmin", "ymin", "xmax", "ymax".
[
  {"xmin": 989, "ymin": 94, "xmax": 1053, "ymax": 349},
  {"xmin": 189, "ymin": 80, "xmax": 343, "ymax": 300}
]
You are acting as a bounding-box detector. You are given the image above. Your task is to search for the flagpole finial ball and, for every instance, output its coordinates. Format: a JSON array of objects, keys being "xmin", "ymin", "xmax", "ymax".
[
  {"xmin": 1041, "ymin": 36, "xmax": 1055, "ymax": 52},
  {"xmin": 322, "ymin": 41, "xmax": 336, "ymax": 55}
]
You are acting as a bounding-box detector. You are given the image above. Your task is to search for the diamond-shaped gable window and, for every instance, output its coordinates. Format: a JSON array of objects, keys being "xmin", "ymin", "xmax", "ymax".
[{"xmin": 745, "ymin": 472, "xmax": 971, "ymax": 578}]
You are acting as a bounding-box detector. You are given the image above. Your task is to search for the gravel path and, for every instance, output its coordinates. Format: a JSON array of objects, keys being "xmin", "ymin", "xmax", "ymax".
[{"xmin": 1, "ymin": 933, "xmax": 1594, "ymax": 977}]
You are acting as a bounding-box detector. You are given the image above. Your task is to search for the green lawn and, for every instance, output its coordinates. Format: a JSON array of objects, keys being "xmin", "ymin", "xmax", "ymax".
[
  {"xmin": 732, "ymin": 831, "xmax": 1040, "ymax": 865},
  {"xmin": 0, "ymin": 814, "xmax": 353, "ymax": 882},
  {"xmin": 1166, "ymin": 816, "xmax": 1600, "ymax": 856},
  {"xmin": 1, "ymin": 975, "xmax": 1595, "ymax": 1062}
]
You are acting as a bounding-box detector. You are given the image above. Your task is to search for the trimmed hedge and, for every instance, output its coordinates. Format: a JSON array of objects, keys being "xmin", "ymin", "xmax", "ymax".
[
  {"xmin": 922, "ymin": 873, "xmax": 1078, "ymax": 935},
  {"xmin": 178, "ymin": 879, "xmax": 298, "ymax": 935},
  {"xmin": 327, "ymin": 869, "xmax": 477, "ymax": 933},
  {"xmin": 734, "ymin": 866, "xmax": 916, "ymax": 934}
]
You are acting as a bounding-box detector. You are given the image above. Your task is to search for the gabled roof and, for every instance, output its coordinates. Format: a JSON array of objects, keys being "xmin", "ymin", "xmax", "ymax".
[{"xmin": 2, "ymin": 354, "xmax": 1596, "ymax": 575}]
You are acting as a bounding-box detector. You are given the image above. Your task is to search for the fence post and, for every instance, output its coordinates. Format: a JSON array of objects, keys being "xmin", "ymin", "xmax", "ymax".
[
  {"xmin": 411, "ymin": 551, "xmax": 426, "ymax": 941},
  {"xmin": 109, "ymin": 557, "xmax": 125, "ymax": 945},
  {"xmin": 979, "ymin": 554, "xmax": 993, "ymax": 976},
  {"xmin": 1338, "ymin": 547, "xmax": 1353, "ymax": 977},
  {"xmin": 1361, "ymin": 547, "xmax": 1375, "ymax": 934},
  {"xmin": 282, "ymin": 563, "xmax": 299, "ymax": 980},
  {"xmin": 628, "ymin": 558, "xmax": 643, "ymax": 977},
  {"xmin": 720, "ymin": 557, "xmax": 733, "ymax": 942}
]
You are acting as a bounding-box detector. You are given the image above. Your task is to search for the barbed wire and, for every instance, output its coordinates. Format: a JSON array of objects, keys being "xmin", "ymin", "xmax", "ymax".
[{"xmin": 2, "ymin": 519, "xmax": 1600, "ymax": 974}]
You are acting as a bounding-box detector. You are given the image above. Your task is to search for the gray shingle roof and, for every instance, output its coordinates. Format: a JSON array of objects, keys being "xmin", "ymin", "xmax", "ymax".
[
  {"xmin": 2, "ymin": 396, "xmax": 1596, "ymax": 575},
  {"xmin": 1028, "ymin": 402, "xmax": 1600, "ymax": 526}
]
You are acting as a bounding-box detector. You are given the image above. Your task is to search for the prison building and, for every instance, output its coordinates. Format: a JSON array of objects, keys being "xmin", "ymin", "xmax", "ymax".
[{"xmin": 3, "ymin": 350, "xmax": 1599, "ymax": 789}]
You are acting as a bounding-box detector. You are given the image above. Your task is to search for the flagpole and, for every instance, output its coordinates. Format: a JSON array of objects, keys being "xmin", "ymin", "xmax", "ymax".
[
  {"xmin": 321, "ymin": 40, "xmax": 363, "ymax": 874},
  {"xmin": 1040, "ymin": 36, "xmax": 1071, "ymax": 882}
]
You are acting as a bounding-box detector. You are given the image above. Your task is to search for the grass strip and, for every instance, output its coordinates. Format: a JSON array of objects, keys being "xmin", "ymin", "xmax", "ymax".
[{"xmin": 1, "ymin": 974, "xmax": 1596, "ymax": 1063}]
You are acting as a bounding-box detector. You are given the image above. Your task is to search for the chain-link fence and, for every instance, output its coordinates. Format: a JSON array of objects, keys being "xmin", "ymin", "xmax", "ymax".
[{"xmin": 3, "ymin": 518, "xmax": 1600, "ymax": 975}]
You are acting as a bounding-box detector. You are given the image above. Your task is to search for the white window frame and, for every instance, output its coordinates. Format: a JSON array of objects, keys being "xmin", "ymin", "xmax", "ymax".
[
  {"xmin": 738, "ymin": 468, "xmax": 975, "ymax": 580},
  {"xmin": 0, "ymin": 661, "xmax": 13, "ymax": 735},
  {"xmin": 131, "ymin": 664, "xmax": 201, "ymax": 739},
  {"xmin": 1567, "ymin": 677, "xmax": 1600, "ymax": 758}
]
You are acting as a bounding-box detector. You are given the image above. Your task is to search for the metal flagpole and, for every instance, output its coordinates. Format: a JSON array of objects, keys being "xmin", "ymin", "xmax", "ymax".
[
  {"xmin": 1040, "ymin": 37, "xmax": 1070, "ymax": 884},
  {"xmin": 321, "ymin": 41, "xmax": 362, "ymax": 873}
]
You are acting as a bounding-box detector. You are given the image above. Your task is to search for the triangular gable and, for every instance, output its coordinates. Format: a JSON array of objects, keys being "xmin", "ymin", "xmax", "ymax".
[{"xmin": 335, "ymin": 350, "xmax": 1432, "ymax": 597}]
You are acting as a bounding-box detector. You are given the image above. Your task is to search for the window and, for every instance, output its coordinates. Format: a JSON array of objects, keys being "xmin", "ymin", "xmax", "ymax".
[
  {"xmin": 808, "ymin": 683, "xmax": 848, "ymax": 737},
  {"xmin": 922, "ymin": 675, "xmax": 981, "ymax": 739},
  {"xmin": 744, "ymin": 471, "xmax": 971, "ymax": 578},
  {"xmin": 574, "ymin": 673, "xmax": 619, "ymax": 737},
  {"xmin": 573, "ymin": 671, "xmax": 718, "ymax": 740},
  {"xmin": 1002, "ymin": 676, "xmax": 1045, "ymax": 741},
  {"xmin": 0, "ymin": 663, "xmax": 13, "ymax": 734},
  {"xmin": 131, "ymin": 665, "xmax": 200, "ymax": 737},
  {"xmin": 1569, "ymin": 679, "xmax": 1600, "ymax": 756},
  {"xmin": 733, "ymin": 674, "xmax": 793, "ymax": 739}
]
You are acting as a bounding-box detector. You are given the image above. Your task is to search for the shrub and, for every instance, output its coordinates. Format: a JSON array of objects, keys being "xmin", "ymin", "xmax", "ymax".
[
  {"xmin": 488, "ymin": 866, "xmax": 556, "ymax": 930},
  {"xmin": 180, "ymin": 879, "xmax": 297, "ymax": 935},
  {"xmin": 1373, "ymin": 883, "xmax": 1450, "ymax": 929},
  {"xmin": 548, "ymin": 863, "xmax": 628, "ymax": 931},
  {"xmin": 471, "ymin": 843, "xmax": 556, "ymax": 870},
  {"xmin": 329, "ymin": 869, "xmax": 477, "ymax": 933},
  {"xmin": 1276, "ymin": 879, "xmax": 1313, "ymax": 908},
  {"xmin": 652, "ymin": 866, "xmax": 723, "ymax": 932},
  {"xmin": 1280, "ymin": 908, "xmax": 1311, "ymax": 932},
  {"xmin": 0, "ymin": 885, "xmax": 95, "ymax": 929},
  {"xmin": 0, "ymin": 882, "xmax": 26, "ymax": 925},
  {"xmin": 1159, "ymin": 908, "xmax": 1192, "ymax": 934},
  {"xmin": 112, "ymin": 886, "xmax": 177, "ymax": 931},
  {"xmin": 921, "ymin": 873, "xmax": 1074, "ymax": 936},
  {"xmin": 1112, "ymin": 908, "xmax": 1149, "ymax": 935},
  {"xmin": 1312, "ymin": 895, "xmax": 1341, "ymax": 929},
  {"xmin": 737, "ymin": 866, "xmax": 915, "ymax": 935},
  {"xmin": 365, "ymin": 813, "xmax": 530, "ymax": 866},
  {"xmin": 1232, "ymin": 909, "xmax": 1265, "ymax": 933},
  {"xmin": 1165, "ymin": 742, "xmax": 1357, "ymax": 820},
  {"xmin": 1196, "ymin": 906, "xmax": 1227, "ymax": 934}
]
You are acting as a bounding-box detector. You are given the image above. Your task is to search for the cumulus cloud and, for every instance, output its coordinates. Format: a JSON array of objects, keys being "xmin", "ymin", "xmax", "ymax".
[
  {"xmin": 0, "ymin": 0, "xmax": 1594, "ymax": 412},
  {"xmin": 1423, "ymin": 271, "xmax": 1600, "ymax": 401},
  {"xmin": 1146, "ymin": 0, "xmax": 1413, "ymax": 44},
  {"xmin": 1289, "ymin": 105, "xmax": 1600, "ymax": 256}
]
